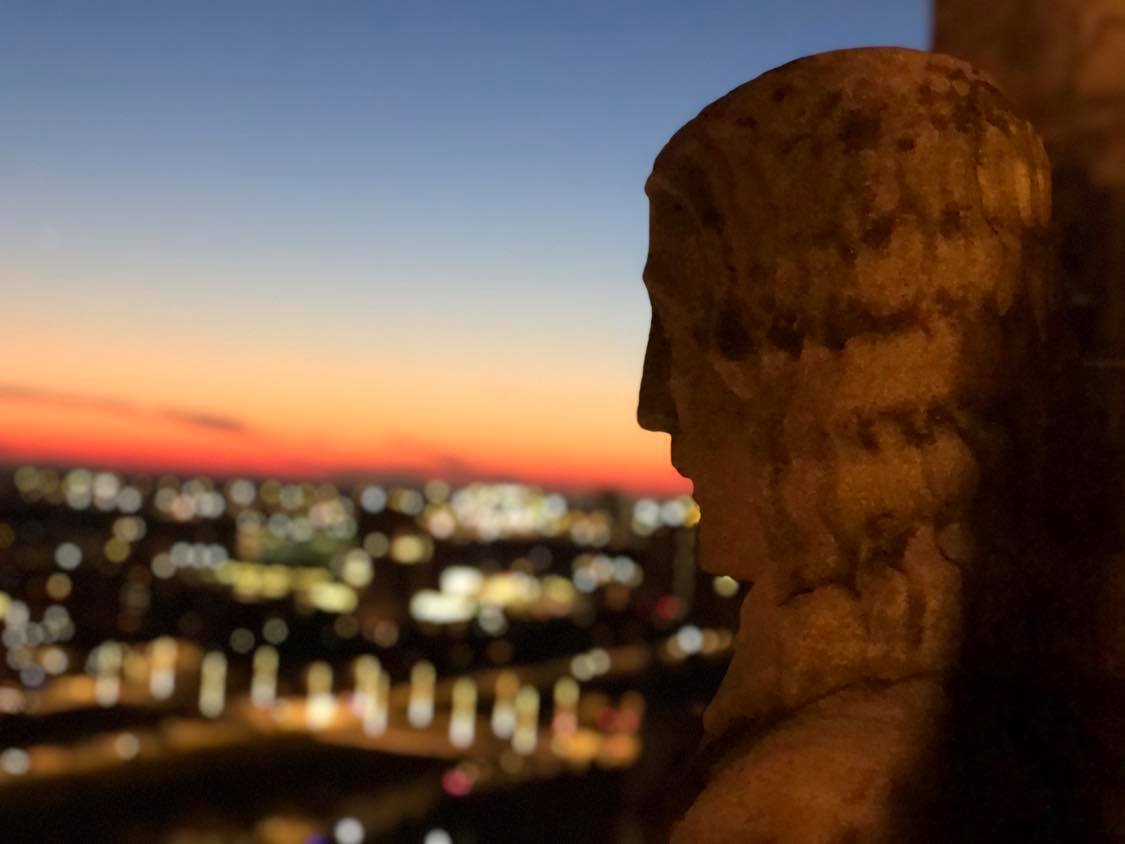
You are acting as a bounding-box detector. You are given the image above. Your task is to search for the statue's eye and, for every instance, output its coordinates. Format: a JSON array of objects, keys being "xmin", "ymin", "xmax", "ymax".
[
  {"xmin": 766, "ymin": 311, "xmax": 803, "ymax": 357},
  {"xmin": 714, "ymin": 303, "xmax": 754, "ymax": 361}
]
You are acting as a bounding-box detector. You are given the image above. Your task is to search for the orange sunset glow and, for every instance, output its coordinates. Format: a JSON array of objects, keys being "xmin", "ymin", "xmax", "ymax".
[{"xmin": 2, "ymin": 322, "xmax": 686, "ymax": 493}]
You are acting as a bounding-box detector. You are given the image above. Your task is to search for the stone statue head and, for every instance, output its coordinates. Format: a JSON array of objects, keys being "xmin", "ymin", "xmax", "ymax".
[{"xmin": 638, "ymin": 47, "xmax": 1054, "ymax": 738}]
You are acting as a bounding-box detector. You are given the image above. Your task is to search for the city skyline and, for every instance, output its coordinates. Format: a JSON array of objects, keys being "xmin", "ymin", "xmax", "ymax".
[{"xmin": 1, "ymin": 1, "xmax": 928, "ymax": 494}]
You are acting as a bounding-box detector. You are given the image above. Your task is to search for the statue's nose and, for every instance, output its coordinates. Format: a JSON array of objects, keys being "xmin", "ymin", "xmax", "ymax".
[{"xmin": 637, "ymin": 312, "xmax": 678, "ymax": 434}]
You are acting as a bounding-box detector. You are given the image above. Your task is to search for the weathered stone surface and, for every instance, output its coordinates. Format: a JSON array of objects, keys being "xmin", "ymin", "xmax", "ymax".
[
  {"xmin": 934, "ymin": 0, "xmax": 1125, "ymax": 189},
  {"xmin": 674, "ymin": 680, "xmax": 946, "ymax": 844},
  {"xmin": 638, "ymin": 47, "xmax": 1066, "ymax": 841},
  {"xmin": 936, "ymin": 0, "xmax": 1125, "ymax": 447}
]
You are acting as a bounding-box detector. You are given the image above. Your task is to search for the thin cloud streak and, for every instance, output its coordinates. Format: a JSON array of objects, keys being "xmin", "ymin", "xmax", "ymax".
[
  {"xmin": 158, "ymin": 408, "xmax": 249, "ymax": 433},
  {"xmin": 0, "ymin": 382, "xmax": 250, "ymax": 435},
  {"xmin": 0, "ymin": 383, "xmax": 132, "ymax": 413}
]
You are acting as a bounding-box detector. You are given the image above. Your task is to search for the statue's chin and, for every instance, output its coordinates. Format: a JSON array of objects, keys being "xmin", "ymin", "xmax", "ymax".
[
  {"xmin": 695, "ymin": 511, "xmax": 770, "ymax": 581},
  {"xmin": 702, "ymin": 570, "xmax": 781, "ymax": 735}
]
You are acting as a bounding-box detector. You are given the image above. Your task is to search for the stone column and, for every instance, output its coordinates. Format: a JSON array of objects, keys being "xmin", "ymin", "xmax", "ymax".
[{"xmin": 936, "ymin": 12, "xmax": 1125, "ymax": 836}]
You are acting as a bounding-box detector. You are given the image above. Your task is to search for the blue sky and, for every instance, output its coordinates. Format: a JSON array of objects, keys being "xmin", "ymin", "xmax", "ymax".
[{"xmin": 0, "ymin": 1, "xmax": 929, "ymax": 489}]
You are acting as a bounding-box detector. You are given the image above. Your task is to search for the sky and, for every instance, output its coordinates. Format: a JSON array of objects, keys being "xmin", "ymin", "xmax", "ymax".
[{"xmin": 0, "ymin": 1, "xmax": 928, "ymax": 494}]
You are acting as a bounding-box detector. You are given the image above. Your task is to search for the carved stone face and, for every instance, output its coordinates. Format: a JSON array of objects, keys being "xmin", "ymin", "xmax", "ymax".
[
  {"xmin": 637, "ymin": 47, "xmax": 1053, "ymax": 733},
  {"xmin": 638, "ymin": 210, "xmax": 778, "ymax": 588}
]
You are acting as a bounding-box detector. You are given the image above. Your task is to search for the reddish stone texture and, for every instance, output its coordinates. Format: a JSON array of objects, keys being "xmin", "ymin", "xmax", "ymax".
[
  {"xmin": 639, "ymin": 46, "xmax": 1117, "ymax": 840},
  {"xmin": 936, "ymin": 0, "xmax": 1125, "ymax": 461}
]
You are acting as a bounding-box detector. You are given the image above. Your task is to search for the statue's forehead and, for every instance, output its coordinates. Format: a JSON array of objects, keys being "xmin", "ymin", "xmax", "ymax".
[{"xmin": 642, "ymin": 47, "xmax": 1051, "ymax": 342}]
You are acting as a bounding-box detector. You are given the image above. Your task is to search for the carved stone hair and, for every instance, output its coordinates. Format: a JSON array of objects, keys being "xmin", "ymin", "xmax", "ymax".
[
  {"xmin": 642, "ymin": 45, "xmax": 1062, "ymax": 730},
  {"xmin": 645, "ymin": 48, "xmax": 1113, "ymax": 844},
  {"xmin": 645, "ymin": 48, "xmax": 1053, "ymax": 360}
]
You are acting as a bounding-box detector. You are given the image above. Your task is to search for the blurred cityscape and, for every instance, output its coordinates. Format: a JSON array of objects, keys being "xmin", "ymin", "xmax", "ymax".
[{"xmin": 0, "ymin": 465, "xmax": 740, "ymax": 843}]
